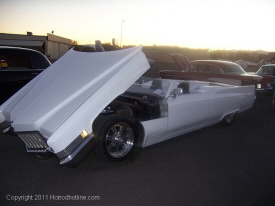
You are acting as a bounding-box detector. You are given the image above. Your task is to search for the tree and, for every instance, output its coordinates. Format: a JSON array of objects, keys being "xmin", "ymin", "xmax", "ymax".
[
  {"xmin": 101, "ymin": 43, "xmax": 120, "ymax": 51},
  {"xmin": 210, "ymin": 50, "xmax": 223, "ymax": 60},
  {"xmin": 70, "ymin": 40, "xmax": 78, "ymax": 48},
  {"xmin": 228, "ymin": 52, "xmax": 237, "ymax": 61}
]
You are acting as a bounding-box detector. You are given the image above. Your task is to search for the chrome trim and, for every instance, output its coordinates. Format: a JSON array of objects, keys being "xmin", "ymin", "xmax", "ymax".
[
  {"xmin": 56, "ymin": 134, "xmax": 89, "ymax": 160},
  {"xmin": 0, "ymin": 120, "xmax": 12, "ymax": 133},
  {"xmin": 17, "ymin": 131, "xmax": 49, "ymax": 152},
  {"xmin": 59, "ymin": 134, "xmax": 94, "ymax": 165}
]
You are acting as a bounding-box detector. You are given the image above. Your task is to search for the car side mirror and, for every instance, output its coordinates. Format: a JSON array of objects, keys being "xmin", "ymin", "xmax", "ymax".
[
  {"xmin": 174, "ymin": 88, "xmax": 183, "ymax": 96},
  {"xmin": 167, "ymin": 88, "xmax": 184, "ymax": 99}
]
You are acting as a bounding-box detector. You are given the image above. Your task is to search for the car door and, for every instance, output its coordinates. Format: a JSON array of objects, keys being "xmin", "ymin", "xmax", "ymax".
[{"xmin": 165, "ymin": 81, "xmax": 214, "ymax": 139}]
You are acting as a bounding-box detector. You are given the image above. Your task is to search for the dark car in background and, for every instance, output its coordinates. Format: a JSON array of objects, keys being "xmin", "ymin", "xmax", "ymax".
[
  {"xmin": 0, "ymin": 46, "xmax": 51, "ymax": 103},
  {"xmin": 255, "ymin": 64, "xmax": 275, "ymax": 93},
  {"xmin": 160, "ymin": 54, "xmax": 262, "ymax": 88}
]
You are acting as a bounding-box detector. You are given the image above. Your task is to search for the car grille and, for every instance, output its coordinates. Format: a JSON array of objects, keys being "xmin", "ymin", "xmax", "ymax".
[{"xmin": 17, "ymin": 132, "xmax": 48, "ymax": 152}]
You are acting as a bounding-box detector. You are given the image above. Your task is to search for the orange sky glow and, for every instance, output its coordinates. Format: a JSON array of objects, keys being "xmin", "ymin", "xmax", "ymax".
[{"xmin": 1, "ymin": 0, "xmax": 275, "ymax": 51}]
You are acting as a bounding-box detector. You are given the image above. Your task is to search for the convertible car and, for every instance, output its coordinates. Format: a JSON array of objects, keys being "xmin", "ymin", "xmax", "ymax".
[{"xmin": 0, "ymin": 46, "xmax": 255, "ymax": 167}]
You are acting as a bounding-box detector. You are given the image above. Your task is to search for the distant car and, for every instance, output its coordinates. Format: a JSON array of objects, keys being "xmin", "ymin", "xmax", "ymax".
[
  {"xmin": 160, "ymin": 54, "xmax": 262, "ymax": 88},
  {"xmin": 0, "ymin": 46, "xmax": 255, "ymax": 167},
  {"xmin": 255, "ymin": 64, "xmax": 275, "ymax": 93},
  {"xmin": 0, "ymin": 46, "xmax": 51, "ymax": 103}
]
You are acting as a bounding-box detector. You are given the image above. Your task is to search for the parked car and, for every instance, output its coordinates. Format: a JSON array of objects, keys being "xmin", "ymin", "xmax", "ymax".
[
  {"xmin": 255, "ymin": 64, "xmax": 275, "ymax": 93},
  {"xmin": 0, "ymin": 46, "xmax": 255, "ymax": 167},
  {"xmin": 160, "ymin": 54, "xmax": 262, "ymax": 89},
  {"xmin": 0, "ymin": 46, "xmax": 51, "ymax": 103}
]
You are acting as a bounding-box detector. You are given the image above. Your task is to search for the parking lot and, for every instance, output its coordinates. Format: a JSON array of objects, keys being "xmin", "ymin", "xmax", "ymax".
[{"xmin": 0, "ymin": 94, "xmax": 275, "ymax": 206}]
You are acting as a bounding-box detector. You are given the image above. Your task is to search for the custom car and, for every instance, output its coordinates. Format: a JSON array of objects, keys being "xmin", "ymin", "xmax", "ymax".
[
  {"xmin": 0, "ymin": 46, "xmax": 51, "ymax": 103},
  {"xmin": 0, "ymin": 46, "xmax": 255, "ymax": 167},
  {"xmin": 160, "ymin": 54, "xmax": 262, "ymax": 89}
]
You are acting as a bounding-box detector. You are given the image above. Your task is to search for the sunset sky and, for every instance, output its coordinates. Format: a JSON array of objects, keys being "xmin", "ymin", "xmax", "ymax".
[{"xmin": 1, "ymin": 0, "xmax": 275, "ymax": 51}]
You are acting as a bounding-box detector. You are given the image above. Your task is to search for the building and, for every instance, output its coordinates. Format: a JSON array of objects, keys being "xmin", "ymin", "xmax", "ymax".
[{"xmin": 0, "ymin": 32, "xmax": 72, "ymax": 62}]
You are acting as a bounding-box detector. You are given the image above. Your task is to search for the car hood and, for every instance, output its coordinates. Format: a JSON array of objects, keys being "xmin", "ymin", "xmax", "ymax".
[
  {"xmin": 0, "ymin": 46, "xmax": 150, "ymax": 136},
  {"xmin": 168, "ymin": 54, "xmax": 190, "ymax": 71}
]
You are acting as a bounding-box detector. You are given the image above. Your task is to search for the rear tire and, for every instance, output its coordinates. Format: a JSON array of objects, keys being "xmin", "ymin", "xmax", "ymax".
[
  {"xmin": 93, "ymin": 114, "xmax": 138, "ymax": 162},
  {"xmin": 222, "ymin": 112, "xmax": 236, "ymax": 125}
]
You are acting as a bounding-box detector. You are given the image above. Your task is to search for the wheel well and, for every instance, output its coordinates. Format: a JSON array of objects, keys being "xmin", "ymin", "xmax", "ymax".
[
  {"xmin": 135, "ymin": 121, "xmax": 145, "ymax": 147},
  {"xmin": 92, "ymin": 114, "xmax": 145, "ymax": 147},
  {"xmin": 94, "ymin": 92, "xmax": 166, "ymax": 147}
]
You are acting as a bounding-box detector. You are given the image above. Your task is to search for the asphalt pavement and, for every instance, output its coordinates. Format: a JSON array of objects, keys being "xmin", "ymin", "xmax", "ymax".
[{"xmin": 0, "ymin": 94, "xmax": 275, "ymax": 206}]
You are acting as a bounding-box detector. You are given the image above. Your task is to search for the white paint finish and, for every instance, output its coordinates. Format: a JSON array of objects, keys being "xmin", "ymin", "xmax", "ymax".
[
  {"xmin": 141, "ymin": 117, "xmax": 168, "ymax": 147},
  {"xmin": 140, "ymin": 81, "xmax": 255, "ymax": 147},
  {"xmin": 47, "ymin": 49, "xmax": 150, "ymax": 152},
  {"xmin": 166, "ymin": 93, "xmax": 213, "ymax": 139},
  {"xmin": 0, "ymin": 46, "xmax": 150, "ymax": 152}
]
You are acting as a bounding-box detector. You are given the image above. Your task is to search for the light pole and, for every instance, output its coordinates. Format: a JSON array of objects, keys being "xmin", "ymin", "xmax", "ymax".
[{"xmin": 120, "ymin": 20, "xmax": 124, "ymax": 48}]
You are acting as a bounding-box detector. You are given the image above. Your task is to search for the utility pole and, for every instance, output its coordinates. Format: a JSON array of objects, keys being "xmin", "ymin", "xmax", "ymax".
[{"xmin": 120, "ymin": 20, "xmax": 124, "ymax": 48}]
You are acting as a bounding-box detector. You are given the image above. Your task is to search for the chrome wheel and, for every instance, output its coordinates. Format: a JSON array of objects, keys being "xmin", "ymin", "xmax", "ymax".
[
  {"xmin": 93, "ymin": 114, "xmax": 138, "ymax": 162},
  {"xmin": 105, "ymin": 122, "xmax": 134, "ymax": 158}
]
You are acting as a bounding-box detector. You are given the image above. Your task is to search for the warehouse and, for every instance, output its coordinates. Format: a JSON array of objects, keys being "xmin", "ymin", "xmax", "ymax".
[{"xmin": 0, "ymin": 32, "xmax": 71, "ymax": 62}]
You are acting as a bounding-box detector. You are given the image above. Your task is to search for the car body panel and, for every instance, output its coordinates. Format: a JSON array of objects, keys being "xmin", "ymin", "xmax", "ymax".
[
  {"xmin": 139, "ymin": 79, "xmax": 255, "ymax": 147},
  {"xmin": 141, "ymin": 117, "xmax": 168, "ymax": 147}
]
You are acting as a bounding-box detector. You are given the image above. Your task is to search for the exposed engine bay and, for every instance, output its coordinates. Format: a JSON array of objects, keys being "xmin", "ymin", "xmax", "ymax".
[
  {"xmin": 100, "ymin": 80, "xmax": 169, "ymax": 122},
  {"xmin": 101, "ymin": 91, "xmax": 168, "ymax": 121}
]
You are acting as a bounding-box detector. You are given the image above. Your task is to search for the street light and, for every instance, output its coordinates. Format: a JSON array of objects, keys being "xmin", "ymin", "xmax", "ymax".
[{"xmin": 120, "ymin": 20, "xmax": 124, "ymax": 48}]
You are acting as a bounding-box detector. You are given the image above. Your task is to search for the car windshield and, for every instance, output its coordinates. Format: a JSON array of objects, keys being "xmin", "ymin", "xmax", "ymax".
[
  {"xmin": 222, "ymin": 65, "xmax": 246, "ymax": 74},
  {"xmin": 127, "ymin": 77, "xmax": 170, "ymax": 97},
  {"xmin": 256, "ymin": 65, "xmax": 275, "ymax": 75}
]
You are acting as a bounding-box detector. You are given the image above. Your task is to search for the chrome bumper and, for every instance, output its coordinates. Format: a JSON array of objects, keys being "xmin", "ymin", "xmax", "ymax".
[
  {"xmin": 56, "ymin": 134, "xmax": 97, "ymax": 167},
  {"xmin": 3, "ymin": 126, "xmax": 97, "ymax": 167},
  {"xmin": 0, "ymin": 120, "xmax": 12, "ymax": 134},
  {"xmin": 56, "ymin": 134, "xmax": 93, "ymax": 164}
]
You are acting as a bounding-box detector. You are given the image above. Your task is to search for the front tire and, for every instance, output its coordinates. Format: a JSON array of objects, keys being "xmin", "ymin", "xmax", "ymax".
[{"xmin": 93, "ymin": 114, "xmax": 138, "ymax": 162}]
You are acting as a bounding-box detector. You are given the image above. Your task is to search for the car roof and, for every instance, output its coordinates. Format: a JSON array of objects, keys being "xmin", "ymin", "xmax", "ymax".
[
  {"xmin": 190, "ymin": 60, "xmax": 239, "ymax": 68},
  {"xmin": 0, "ymin": 46, "xmax": 51, "ymax": 68},
  {"xmin": 0, "ymin": 46, "xmax": 41, "ymax": 53},
  {"xmin": 262, "ymin": 64, "xmax": 275, "ymax": 67}
]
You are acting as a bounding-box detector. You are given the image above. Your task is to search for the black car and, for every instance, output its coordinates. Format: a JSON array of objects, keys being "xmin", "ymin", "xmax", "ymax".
[{"xmin": 0, "ymin": 46, "xmax": 51, "ymax": 104}]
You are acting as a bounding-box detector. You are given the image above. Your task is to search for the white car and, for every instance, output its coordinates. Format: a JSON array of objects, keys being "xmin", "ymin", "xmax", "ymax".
[{"xmin": 0, "ymin": 46, "xmax": 255, "ymax": 167}]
